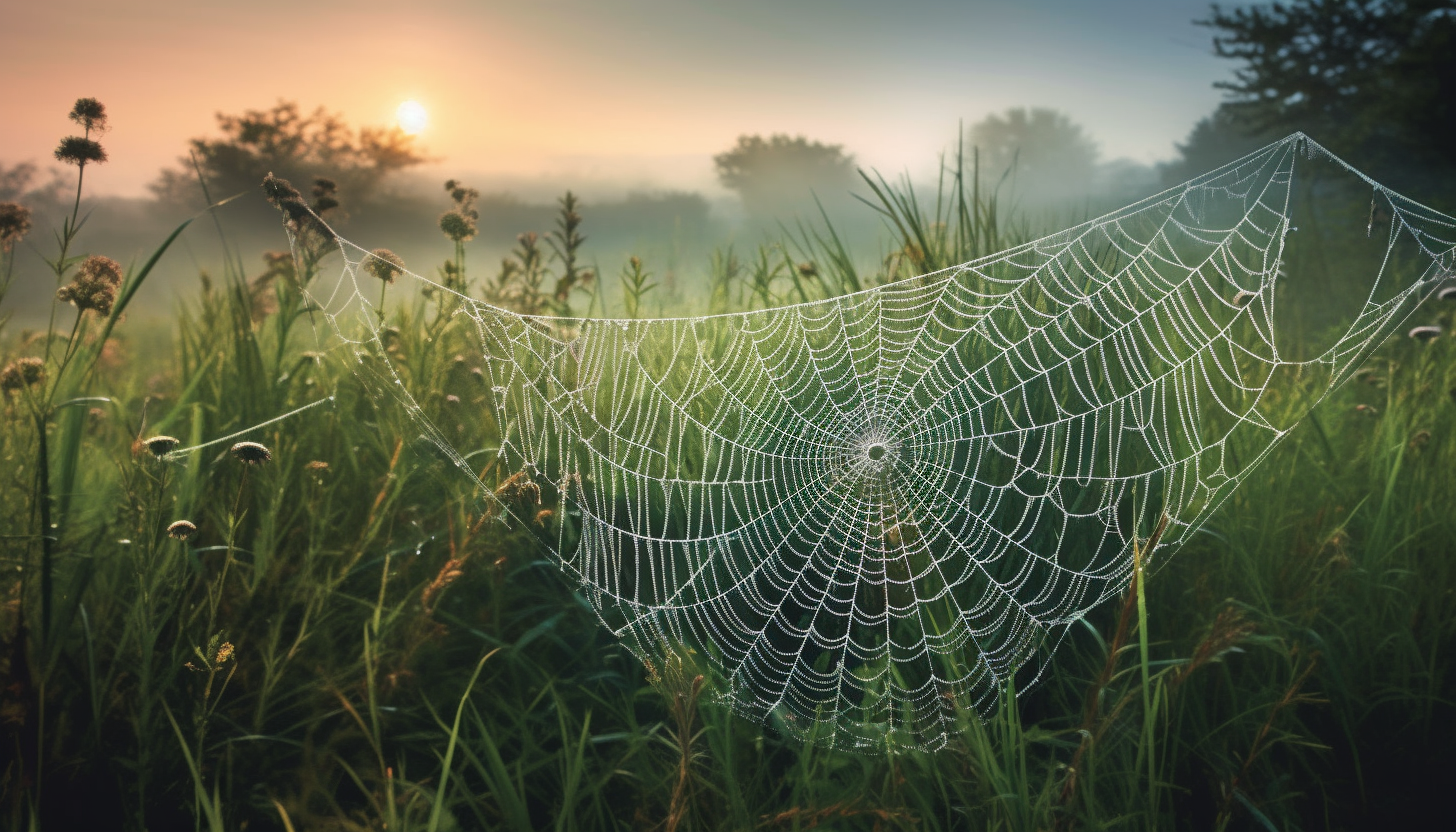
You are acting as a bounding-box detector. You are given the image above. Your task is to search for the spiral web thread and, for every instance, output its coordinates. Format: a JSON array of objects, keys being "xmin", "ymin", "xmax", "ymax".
[{"xmin": 308, "ymin": 134, "xmax": 1455, "ymax": 751}]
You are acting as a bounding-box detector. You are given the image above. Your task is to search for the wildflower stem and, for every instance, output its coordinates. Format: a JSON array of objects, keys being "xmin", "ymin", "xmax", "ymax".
[{"xmin": 34, "ymin": 411, "xmax": 54, "ymax": 646}]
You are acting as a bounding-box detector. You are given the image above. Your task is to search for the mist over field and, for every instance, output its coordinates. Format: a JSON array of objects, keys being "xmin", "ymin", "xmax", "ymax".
[{"xmin": 4, "ymin": 2, "xmax": 1455, "ymax": 830}]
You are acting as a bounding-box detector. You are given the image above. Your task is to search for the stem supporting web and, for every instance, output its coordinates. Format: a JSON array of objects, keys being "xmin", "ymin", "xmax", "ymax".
[{"xmin": 310, "ymin": 134, "xmax": 1454, "ymax": 751}]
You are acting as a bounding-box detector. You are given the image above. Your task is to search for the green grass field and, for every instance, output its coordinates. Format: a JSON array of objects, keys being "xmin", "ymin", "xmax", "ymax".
[{"xmin": 3, "ymin": 138, "xmax": 1455, "ymax": 832}]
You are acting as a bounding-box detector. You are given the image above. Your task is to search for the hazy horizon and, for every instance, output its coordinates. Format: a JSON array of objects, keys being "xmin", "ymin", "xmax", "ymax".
[{"xmin": 4, "ymin": 0, "xmax": 1233, "ymax": 199}]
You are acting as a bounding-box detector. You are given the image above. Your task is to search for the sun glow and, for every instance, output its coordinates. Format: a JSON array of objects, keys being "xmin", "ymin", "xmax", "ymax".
[{"xmin": 395, "ymin": 100, "xmax": 428, "ymax": 135}]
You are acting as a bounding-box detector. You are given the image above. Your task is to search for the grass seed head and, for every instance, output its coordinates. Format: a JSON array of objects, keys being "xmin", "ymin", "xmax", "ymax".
[
  {"xmin": 143, "ymin": 435, "xmax": 180, "ymax": 457},
  {"xmin": 57, "ymin": 255, "xmax": 123, "ymax": 315},
  {"xmin": 167, "ymin": 519, "xmax": 198, "ymax": 540},
  {"xmin": 1233, "ymin": 289, "xmax": 1259, "ymax": 307},
  {"xmin": 230, "ymin": 441, "xmax": 272, "ymax": 464},
  {"xmin": 0, "ymin": 202, "xmax": 33, "ymax": 252},
  {"xmin": 1408, "ymin": 324, "xmax": 1442, "ymax": 341},
  {"xmin": 364, "ymin": 248, "xmax": 406, "ymax": 284},
  {"xmin": 1, "ymin": 357, "xmax": 45, "ymax": 391},
  {"xmin": 1438, "ymin": 285, "xmax": 1456, "ymax": 302}
]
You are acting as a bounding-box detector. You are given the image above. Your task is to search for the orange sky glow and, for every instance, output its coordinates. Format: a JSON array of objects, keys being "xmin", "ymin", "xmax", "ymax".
[{"xmin": 3, "ymin": 0, "xmax": 1230, "ymax": 198}]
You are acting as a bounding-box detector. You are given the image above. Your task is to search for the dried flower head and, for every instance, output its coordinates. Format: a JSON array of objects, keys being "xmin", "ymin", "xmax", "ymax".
[
  {"xmin": 0, "ymin": 202, "xmax": 33, "ymax": 252},
  {"xmin": 445, "ymin": 179, "xmax": 479, "ymax": 210},
  {"xmin": 1, "ymin": 357, "xmax": 45, "ymax": 392},
  {"xmin": 167, "ymin": 519, "xmax": 198, "ymax": 540},
  {"xmin": 262, "ymin": 172, "xmax": 303, "ymax": 206},
  {"xmin": 56, "ymin": 255, "xmax": 124, "ymax": 315},
  {"xmin": 68, "ymin": 98, "xmax": 109, "ymax": 133},
  {"xmin": 311, "ymin": 178, "xmax": 339, "ymax": 213},
  {"xmin": 364, "ymin": 248, "xmax": 406, "ymax": 284},
  {"xmin": 495, "ymin": 469, "xmax": 541, "ymax": 506},
  {"xmin": 1408, "ymin": 325, "xmax": 1442, "ymax": 341},
  {"xmin": 143, "ymin": 435, "xmax": 180, "ymax": 457},
  {"xmin": 54, "ymin": 136, "xmax": 107, "ymax": 166},
  {"xmin": 261, "ymin": 173, "xmax": 332, "ymax": 240},
  {"xmin": 229, "ymin": 441, "xmax": 272, "ymax": 464},
  {"xmin": 439, "ymin": 210, "xmax": 477, "ymax": 242}
]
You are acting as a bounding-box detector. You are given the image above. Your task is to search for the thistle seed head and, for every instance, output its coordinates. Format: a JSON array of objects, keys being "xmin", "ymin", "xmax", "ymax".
[
  {"xmin": 230, "ymin": 441, "xmax": 272, "ymax": 464},
  {"xmin": 167, "ymin": 519, "xmax": 198, "ymax": 540}
]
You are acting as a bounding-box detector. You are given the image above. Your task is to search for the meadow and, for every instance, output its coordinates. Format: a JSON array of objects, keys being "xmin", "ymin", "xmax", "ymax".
[{"xmin": 2, "ymin": 119, "xmax": 1455, "ymax": 832}]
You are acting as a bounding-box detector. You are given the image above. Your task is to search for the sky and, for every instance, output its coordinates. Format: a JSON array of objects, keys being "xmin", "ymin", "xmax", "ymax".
[{"xmin": 2, "ymin": 0, "xmax": 1234, "ymax": 198}]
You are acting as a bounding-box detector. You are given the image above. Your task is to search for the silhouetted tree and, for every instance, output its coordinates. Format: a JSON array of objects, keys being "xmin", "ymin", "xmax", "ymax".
[
  {"xmin": 151, "ymin": 100, "xmax": 426, "ymax": 209},
  {"xmin": 967, "ymin": 108, "xmax": 1100, "ymax": 203},
  {"xmin": 713, "ymin": 134, "xmax": 858, "ymax": 220},
  {"xmin": 1179, "ymin": 0, "xmax": 1456, "ymax": 197}
]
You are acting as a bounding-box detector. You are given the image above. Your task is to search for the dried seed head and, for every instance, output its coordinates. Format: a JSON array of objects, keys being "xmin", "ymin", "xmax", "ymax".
[
  {"xmin": 312, "ymin": 177, "xmax": 337, "ymax": 200},
  {"xmin": 213, "ymin": 642, "xmax": 234, "ymax": 664},
  {"xmin": 305, "ymin": 460, "xmax": 330, "ymax": 472},
  {"xmin": 534, "ymin": 508, "xmax": 554, "ymax": 526},
  {"xmin": 1437, "ymin": 285, "xmax": 1456, "ymax": 302},
  {"xmin": 1, "ymin": 357, "xmax": 45, "ymax": 391},
  {"xmin": 143, "ymin": 435, "xmax": 180, "ymax": 457},
  {"xmin": 167, "ymin": 519, "xmax": 198, "ymax": 540},
  {"xmin": 262, "ymin": 172, "xmax": 303, "ymax": 206},
  {"xmin": 1408, "ymin": 325, "xmax": 1442, "ymax": 341},
  {"xmin": 68, "ymin": 98, "xmax": 109, "ymax": 133},
  {"xmin": 1232, "ymin": 289, "xmax": 1259, "ymax": 307},
  {"xmin": 0, "ymin": 202, "xmax": 33, "ymax": 253},
  {"xmin": 57, "ymin": 255, "xmax": 124, "ymax": 315},
  {"xmin": 54, "ymin": 136, "xmax": 107, "ymax": 166},
  {"xmin": 230, "ymin": 441, "xmax": 272, "ymax": 464},
  {"xmin": 364, "ymin": 248, "xmax": 406, "ymax": 284},
  {"xmin": 439, "ymin": 210, "xmax": 477, "ymax": 242},
  {"xmin": 797, "ymin": 261, "xmax": 818, "ymax": 278}
]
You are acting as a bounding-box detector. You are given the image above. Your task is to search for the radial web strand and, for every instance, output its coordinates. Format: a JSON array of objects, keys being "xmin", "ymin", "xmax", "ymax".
[{"xmin": 304, "ymin": 134, "xmax": 1455, "ymax": 751}]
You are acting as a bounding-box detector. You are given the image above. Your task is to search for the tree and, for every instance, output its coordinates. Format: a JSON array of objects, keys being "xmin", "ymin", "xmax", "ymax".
[
  {"xmin": 713, "ymin": 134, "xmax": 858, "ymax": 220},
  {"xmin": 151, "ymin": 100, "xmax": 427, "ymax": 209},
  {"xmin": 967, "ymin": 108, "xmax": 1100, "ymax": 203},
  {"xmin": 1188, "ymin": 0, "xmax": 1456, "ymax": 197}
]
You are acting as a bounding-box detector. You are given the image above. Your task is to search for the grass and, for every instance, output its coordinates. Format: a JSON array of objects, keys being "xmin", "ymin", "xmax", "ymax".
[{"xmin": 2, "ymin": 129, "xmax": 1455, "ymax": 831}]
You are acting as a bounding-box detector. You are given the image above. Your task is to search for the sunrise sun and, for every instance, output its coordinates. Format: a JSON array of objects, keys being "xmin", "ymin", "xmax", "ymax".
[{"xmin": 395, "ymin": 100, "xmax": 428, "ymax": 135}]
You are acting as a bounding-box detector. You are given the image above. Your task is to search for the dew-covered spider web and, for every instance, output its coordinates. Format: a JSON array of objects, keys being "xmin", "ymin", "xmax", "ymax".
[{"xmin": 302, "ymin": 134, "xmax": 1455, "ymax": 751}]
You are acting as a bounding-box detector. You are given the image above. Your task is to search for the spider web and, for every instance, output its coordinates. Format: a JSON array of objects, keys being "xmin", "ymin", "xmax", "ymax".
[{"xmin": 306, "ymin": 134, "xmax": 1455, "ymax": 751}]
